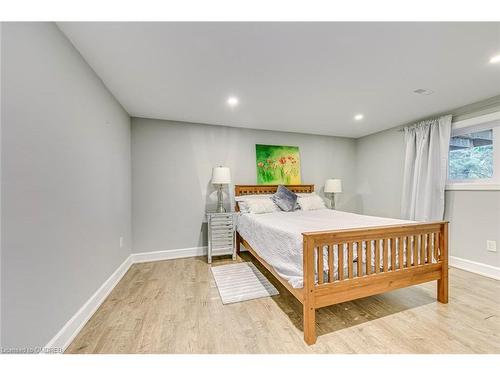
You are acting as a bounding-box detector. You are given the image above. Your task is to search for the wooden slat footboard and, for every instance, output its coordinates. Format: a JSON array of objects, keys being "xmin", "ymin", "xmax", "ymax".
[{"xmin": 301, "ymin": 221, "xmax": 449, "ymax": 344}]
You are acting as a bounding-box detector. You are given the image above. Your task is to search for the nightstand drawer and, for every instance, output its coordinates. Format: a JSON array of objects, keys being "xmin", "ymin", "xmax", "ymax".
[
  {"xmin": 211, "ymin": 231, "xmax": 233, "ymax": 241},
  {"xmin": 211, "ymin": 219, "xmax": 233, "ymax": 225},
  {"xmin": 211, "ymin": 219, "xmax": 233, "ymax": 226},
  {"xmin": 211, "ymin": 214, "xmax": 232, "ymax": 220},
  {"xmin": 211, "ymin": 222, "xmax": 233, "ymax": 228},
  {"xmin": 212, "ymin": 241, "xmax": 233, "ymax": 249},
  {"xmin": 212, "ymin": 246, "xmax": 234, "ymax": 256},
  {"xmin": 212, "ymin": 233, "xmax": 233, "ymax": 241},
  {"xmin": 211, "ymin": 226, "xmax": 233, "ymax": 234}
]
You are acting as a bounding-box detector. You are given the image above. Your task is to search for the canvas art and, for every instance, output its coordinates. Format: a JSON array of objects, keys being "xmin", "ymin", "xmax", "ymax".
[{"xmin": 255, "ymin": 144, "xmax": 301, "ymax": 185}]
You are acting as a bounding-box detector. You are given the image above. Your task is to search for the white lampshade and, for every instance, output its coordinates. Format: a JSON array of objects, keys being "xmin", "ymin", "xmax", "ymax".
[
  {"xmin": 212, "ymin": 166, "xmax": 231, "ymax": 184},
  {"xmin": 325, "ymin": 179, "xmax": 342, "ymax": 193}
]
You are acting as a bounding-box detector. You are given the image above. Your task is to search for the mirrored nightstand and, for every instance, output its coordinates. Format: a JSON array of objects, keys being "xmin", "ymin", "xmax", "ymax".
[{"xmin": 206, "ymin": 211, "xmax": 237, "ymax": 263}]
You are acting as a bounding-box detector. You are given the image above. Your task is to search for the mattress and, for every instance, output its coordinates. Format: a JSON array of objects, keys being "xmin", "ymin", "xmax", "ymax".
[{"xmin": 236, "ymin": 209, "xmax": 416, "ymax": 288}]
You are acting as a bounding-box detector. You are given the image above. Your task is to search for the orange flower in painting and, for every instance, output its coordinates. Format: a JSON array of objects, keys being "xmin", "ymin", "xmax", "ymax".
[
  {"xmin": 279, "ymin": 157, "xmax": 287, "ymax": 164},
  {"xmin": 257, "ymin": 162, "xmax": 264, "ymax": 168}
]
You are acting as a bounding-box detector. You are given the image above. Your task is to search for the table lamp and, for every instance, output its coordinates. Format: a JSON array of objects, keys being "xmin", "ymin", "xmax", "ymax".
[
  {"xmin": 324, "ymin": 179, "xmax": 342, "ymax": 209},
  {"xmin": 212, "ymin": 166, "xmax": 231, "ymax": 213}
]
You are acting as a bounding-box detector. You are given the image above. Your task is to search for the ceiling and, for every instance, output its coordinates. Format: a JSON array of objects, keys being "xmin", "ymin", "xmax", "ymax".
[{"xmin": 58, "ymin": 22, "xmax": 500, "ymax": 138}]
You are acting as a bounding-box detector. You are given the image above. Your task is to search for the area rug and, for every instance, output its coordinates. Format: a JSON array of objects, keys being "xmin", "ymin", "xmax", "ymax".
[{"xmin": 211, "ymin": 262, "xmax": 279, "ymax": 304}]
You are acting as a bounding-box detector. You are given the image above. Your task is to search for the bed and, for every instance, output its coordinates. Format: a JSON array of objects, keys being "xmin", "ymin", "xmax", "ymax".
[{"xmin": 234, "ymin": 184, "xmax": 449, "ymax": 345}]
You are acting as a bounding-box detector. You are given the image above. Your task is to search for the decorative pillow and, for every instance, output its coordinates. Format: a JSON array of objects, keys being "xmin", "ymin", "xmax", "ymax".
[
  {"xmin": 244, "ymin": 198, "xmax": 280, "ymax": 214},
  {"xmin": 297, "ymin": 195, "xmax": 327, "ymax": 211},
  {"xmin": 236, "ymin": 194, "xmax": 274, "ymax": 213},
  {"xmin": 271, "ymin": 185, "xmax": 298, "ymax": 212}
]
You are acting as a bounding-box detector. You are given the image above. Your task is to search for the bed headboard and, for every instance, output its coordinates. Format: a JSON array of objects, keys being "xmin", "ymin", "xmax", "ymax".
[{"xmin": 235, "ymin": 184, "xmax": 314, "ymax": 196}]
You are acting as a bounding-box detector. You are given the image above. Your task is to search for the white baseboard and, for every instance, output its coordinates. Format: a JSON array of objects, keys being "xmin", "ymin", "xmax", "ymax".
[
  {"xmin": 44, "ymin": 246, "xmax": 208, "ymax": 352},
  {"xmin": 130, "ymin": 246, "xmax": 207, "ymax": 263},
  {"xmin": 450, "ymin": 256, "xmax": 500, "ymax": 280},
  {"xmin": 44, "ymin": 255, "xmax": 132, "ymax": 352}
]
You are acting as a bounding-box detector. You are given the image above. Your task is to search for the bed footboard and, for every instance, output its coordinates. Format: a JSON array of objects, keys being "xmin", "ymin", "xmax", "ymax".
[{"xmin": 301, "ymin": 221, "xmax": 449, "ymax": 345}]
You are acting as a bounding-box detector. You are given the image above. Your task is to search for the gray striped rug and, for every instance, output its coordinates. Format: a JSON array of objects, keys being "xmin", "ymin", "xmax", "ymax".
[{"xmin": 211, "ymin": 262, "xmax": 279, "ymax": 304}]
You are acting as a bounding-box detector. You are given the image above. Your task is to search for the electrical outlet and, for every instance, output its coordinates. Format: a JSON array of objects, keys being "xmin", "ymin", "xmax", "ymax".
[
  {"xmin": 119, "ymin": 237, "xmax": 124, "ymax": 248},
  {"xmin": 486, "ymin": 240, "xmax": 497, "ymax": 252}
]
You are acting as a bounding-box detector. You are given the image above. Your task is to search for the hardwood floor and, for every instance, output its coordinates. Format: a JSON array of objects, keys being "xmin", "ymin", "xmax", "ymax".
[{"xmin": 66, "ymin": 253, "xmax": 500, "ymax": 354}]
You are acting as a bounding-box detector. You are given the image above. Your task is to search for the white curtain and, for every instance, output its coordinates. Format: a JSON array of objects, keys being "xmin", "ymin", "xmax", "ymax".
[{"xmin": 401, "ymin": 115, "xmax": 452, "ymax": 221}]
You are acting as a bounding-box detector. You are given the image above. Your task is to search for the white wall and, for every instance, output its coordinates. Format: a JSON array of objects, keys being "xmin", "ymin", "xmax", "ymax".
[
  {"xmin": 356, "ymin": 106, "xmax": 500, "ymax": 268},
  {"xmin": 1, "ymin": 23, "xmax": 131, "ymax": 348},
  {"xmin": 131, "ymin": 117, "xmax": 359, "ymax": 253}
]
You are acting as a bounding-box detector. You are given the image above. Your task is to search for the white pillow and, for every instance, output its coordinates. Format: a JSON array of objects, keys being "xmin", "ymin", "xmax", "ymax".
[
  {"xmin": 235, "ymin": 194, "xmax": 273, "ymax": 201},
  {"xmin": 237, "ymin": 201, "xmax": 251, "ymax": 213},
  {"xmin": 244, "ymin": 198, "xmax": 280, "ymax": 214},
  {"xmin": 297, "ymin": 195, "xmax": 327, "ymax": 211},
  {"xmin": 236, "ymin": 194, "xmax": 275, "ymax": 213},
  {"xmin": 296, "ymin": 192, "xmax": 317, "ymax": 197}
]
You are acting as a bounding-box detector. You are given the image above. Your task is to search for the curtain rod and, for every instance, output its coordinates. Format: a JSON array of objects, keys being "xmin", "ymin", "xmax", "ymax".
[
  {"xmin": 397, "ymin": 117, "xmax": 443, "ymax": 132},
  {"xmin": 395, "ymin": 95, "xmax": 500, "ymax": 133},
  {"xmin": 398, "ymin": 114, "xmax": 453, "ymax": 132}
]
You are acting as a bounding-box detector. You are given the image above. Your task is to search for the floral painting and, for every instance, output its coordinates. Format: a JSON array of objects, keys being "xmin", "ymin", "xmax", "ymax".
[{"xmin": 256, "ymin": 144, "xmax": 301, "ymax": 185}]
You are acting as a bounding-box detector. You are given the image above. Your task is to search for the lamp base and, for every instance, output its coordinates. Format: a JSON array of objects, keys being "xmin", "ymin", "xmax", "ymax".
[
  {"xmin": 216, "ymin": 185, "xmax": 226, "ymax": 213},
  {"xmin": 216, "ymin": 205, "xmax": 226, "ymax": 213},
  {"xmin": 329, "ymin": 193, "xmax": 336, "ymax": 210}
]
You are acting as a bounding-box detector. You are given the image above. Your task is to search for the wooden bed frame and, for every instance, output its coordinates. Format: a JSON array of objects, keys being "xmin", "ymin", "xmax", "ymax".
[{"xmin": 234, "ymin": 184, "xmax": 449, "ymax": 345}]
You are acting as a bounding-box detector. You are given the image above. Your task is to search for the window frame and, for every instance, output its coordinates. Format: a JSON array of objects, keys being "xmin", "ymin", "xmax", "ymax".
[{"xmin": 446, "ymin": 111, "xmax": 500, "ymax": 191}]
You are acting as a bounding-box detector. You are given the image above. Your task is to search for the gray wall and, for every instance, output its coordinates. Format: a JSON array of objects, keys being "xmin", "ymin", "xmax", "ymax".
[
  {"xmin": 132, "ymin": 118, "xmax": 358, "ymax": 253},
  {"xmin": 445, "ymin": 191, "xmax": 500, "ymax": 267},
  {"xmin": 356, "ymin": 105, "xmax": 500, "ymax": 268},
  {"xmin": 355, "ymin": 128, "xmax": 405, "ymax": 218},
  {"xmin": 1, "ymin": 23, "xmax": 131, "ymax": 347}
]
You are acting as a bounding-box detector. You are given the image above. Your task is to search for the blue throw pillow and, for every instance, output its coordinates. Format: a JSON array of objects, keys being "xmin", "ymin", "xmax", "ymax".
[{"xmin": 272, "ymin": 185, "xmax": 298, "ymax": 212}]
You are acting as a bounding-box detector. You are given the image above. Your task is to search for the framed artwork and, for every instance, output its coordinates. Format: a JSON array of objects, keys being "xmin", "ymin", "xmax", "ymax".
[{"xmin": 255, "ymin": 144, "xmax": 301, "ymax": 185}]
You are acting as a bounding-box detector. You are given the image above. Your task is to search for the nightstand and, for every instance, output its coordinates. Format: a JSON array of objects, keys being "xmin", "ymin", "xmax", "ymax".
[{"xmin": 206, "ymin": 211, "xmax": 237, "ymax": 263}]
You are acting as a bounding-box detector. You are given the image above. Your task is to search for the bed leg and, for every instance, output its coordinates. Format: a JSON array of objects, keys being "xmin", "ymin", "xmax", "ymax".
[
  {"xmin": 235, "ymin": 232, "xmax": 241, "ymax": 254},
  {"xmin": 437, "ymin": 223, "xmax": 448, "ymax": 304},
  {"xmin": 438, "ymin": 266, "xmax": 448, "ymax": 303},
  {"xmin": 303, "ymin": 304, "xmax": 316, "ymax": 345},
  {"xmin": 302, "ymin": 236, "xmax": 317, "ymax": 345}
]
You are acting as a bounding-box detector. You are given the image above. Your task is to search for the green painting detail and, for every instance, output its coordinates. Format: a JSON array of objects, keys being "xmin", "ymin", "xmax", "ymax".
[{"xmin": 256, "ymin": 144, "xmax": 301, "ymax": 185}]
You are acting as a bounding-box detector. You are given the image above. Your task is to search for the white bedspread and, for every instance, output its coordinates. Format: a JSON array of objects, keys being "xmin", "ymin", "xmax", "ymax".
[{"xmin": 237, "ymin": 209, "xmax": 415, "ymax": 288}]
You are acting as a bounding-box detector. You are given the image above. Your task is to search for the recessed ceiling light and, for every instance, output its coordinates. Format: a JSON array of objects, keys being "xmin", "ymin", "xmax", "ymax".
[
  {"xmin": 354, "ymin": 114, "xmax": 364, "ymax": 121},
  {"xmin": 413, "ymin": 88, "xmax": 434, "ymax": 96},
  {"xmin": 226, "ymin": 96, "xmax": 239, "ymax": 107},
  {"xmin": 490, "ymin": 54, "xmax": 500, "ymax": 64}
]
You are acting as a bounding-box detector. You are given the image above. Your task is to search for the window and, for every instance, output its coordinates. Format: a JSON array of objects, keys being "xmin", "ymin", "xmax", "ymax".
[
  {"xmin": 449, "ymin": 129, "xmax": 493, "ymax": 180},
  {"xmin": 447, "ymin": 112, "xmax": 500, "ymax": 190}
]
